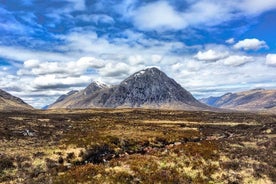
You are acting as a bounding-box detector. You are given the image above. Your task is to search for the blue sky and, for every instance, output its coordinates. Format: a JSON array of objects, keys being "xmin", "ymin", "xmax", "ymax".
[{"xmin": 1, "ymin": 0, "xmax": 276, "ymax": 108}]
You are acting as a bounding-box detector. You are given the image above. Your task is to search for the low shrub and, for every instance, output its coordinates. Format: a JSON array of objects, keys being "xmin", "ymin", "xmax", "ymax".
[{"xmin": 0, "ymin": 155, "xmax": 14, "ymax": 172}]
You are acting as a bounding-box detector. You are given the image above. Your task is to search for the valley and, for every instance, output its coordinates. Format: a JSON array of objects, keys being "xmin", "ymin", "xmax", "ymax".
[{"xmin": 0, "ymin": 109, "xmax": 275, "ymax": 183}]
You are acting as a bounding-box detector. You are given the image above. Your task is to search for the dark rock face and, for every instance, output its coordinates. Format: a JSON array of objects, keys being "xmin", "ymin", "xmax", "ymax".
[
  {"xmin": 98, "ymin": 67, "xmax": 202, "ymax": 108},
  {"xmin": 0, "ymin": 89, "xmax": 33, "ymax": 110},
  {"xmin": 49, "ymin": 67, "xmax": 208, "ymax": 110}
]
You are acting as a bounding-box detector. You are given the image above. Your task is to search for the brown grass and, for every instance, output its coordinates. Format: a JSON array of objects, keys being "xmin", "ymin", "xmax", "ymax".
[{"xmin": 0, "ymin": 109, "xmax": 275, "ymax": 183}]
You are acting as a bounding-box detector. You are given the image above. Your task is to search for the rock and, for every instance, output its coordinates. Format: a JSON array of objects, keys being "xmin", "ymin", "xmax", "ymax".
[{"xmin": 174, "ymin": 142, "xmax": 182, "ymax": 146}]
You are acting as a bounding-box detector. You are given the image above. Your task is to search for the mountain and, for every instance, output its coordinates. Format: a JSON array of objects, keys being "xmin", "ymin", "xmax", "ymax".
[
  {"xmin": 52, "ymin": 90, "xmax": 79, "ymax": 104},
  {"xmin": 47, "ymin": 81, "xmax": 108, "ymax": 109},
  {"xmin": 0, "ymin": 89, "xmax": 33, "ymax": 110},
  {"xmin": 200, "ymin": 88, "xmax": 276, "ymax": 112},
  {"xmin": 49, "ymin": 67, "xmax": 209, "ymax": 110}
]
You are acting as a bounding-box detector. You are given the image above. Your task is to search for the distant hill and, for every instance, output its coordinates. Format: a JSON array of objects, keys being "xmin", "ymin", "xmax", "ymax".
[
  {"xmin": 49, "ymin": 67, "xmax": 210, "ymax": 110},
  {"xmin": 0, "ymin": 89, "xmax": 33, "ymax": 110},
  {"xmin": 200, "ymin": 88, "xmax": 276, "ymax": 112}
]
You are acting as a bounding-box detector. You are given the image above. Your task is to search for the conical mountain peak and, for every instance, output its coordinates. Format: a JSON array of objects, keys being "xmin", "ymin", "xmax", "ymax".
[
  {"xmin": 49, "ymin": 68, "xmax": 209, "ymax": 110},
  {"xmin": 123, "ymin": 67, "xmax": 164, "ymax": 82}
]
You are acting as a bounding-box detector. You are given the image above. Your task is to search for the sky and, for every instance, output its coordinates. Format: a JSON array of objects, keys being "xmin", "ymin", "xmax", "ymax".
[{"xmin": 1, "ymin": 0, "xmax": 276, "ymax": 108}]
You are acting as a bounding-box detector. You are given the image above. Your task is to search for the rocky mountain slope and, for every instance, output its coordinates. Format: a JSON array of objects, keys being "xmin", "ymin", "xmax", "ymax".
[
  {"xmin": 47, "ymin": 81, "xmax": 108, "ymax": 109},
  {"xmin": 0, "ymin": 89, "xmax": 33, "ymax": 110},
  {"xmin": 49, "ymin": 67, "xmax": 209, "ymax": 110},
  {"xmin": 200, "ymin": 88, "xmax": 276, "ymax": 112}
]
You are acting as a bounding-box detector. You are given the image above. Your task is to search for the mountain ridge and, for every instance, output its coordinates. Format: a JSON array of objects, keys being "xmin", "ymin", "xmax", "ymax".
[
  {"xmin": 0, "ymin": 89, "xmax": 33, "ymax": 110},
  {"xmin": 49, "ymin": 67, "xmax": 210, "ymax": 110},
  {"xmin": 200, "ymin": 88, "xmax": 276, "ymax": 112}
]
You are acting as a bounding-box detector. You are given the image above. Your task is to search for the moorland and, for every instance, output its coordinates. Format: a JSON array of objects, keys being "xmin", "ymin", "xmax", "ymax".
[{"xmin": 0, "ymin": 108, "xmax": 275, "ymax": 184}]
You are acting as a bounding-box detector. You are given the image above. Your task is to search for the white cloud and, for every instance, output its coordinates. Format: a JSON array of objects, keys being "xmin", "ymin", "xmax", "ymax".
[
  {"xmin": 233, "ymin": 38, "xmax": 268, "ymax": 50},
  {"xmin": 132, "ymin": 1, "xmax": 186, "ymax": 31},
  {"xmin": 125, "ymin": 0, "xmax": 276, "ymax": 31},
  {"xmin": 77, "ymin": 14, "xmax": 114, "ymax": 24},
  {"xmin": 24, "ymin": 59, "xmax": 40, "ymax": 68},
  {"xmin": 99, "ymin": 62, "xmax": 132, "ymax": 78},
  {"xmin": 130, "ymin": 0, "xmax": 233, "ymax": 31},
  {"xmin": 33, "ymin": 75, "xmax": 91, "ymax": 89},
  {"xmin": 194, "ymin": 49, "xmax": 228, "ymax": 61},
  {"xmin": 183, "ymin": 1, "xmax": 231, "ymax": 27},
  {"xmin": 0, "ymin": 7, "xmax": 29, "ymax": 33},
  {"xmin": 171, "ymin": 63, "xmax": 183, "ymax": 72},
  {"xmin": 128, "ymin": 55, "xmax": 144, "ymax": 65},
  {"xmin": 226, "ymin": 38, "xmax": 235, "ymax": 44},
  {"xmin": 18, "ymin": 57, "xmax": 105, "ymax": 76},
  {"xmin": 57, "ymin": 30, "xmax": 191, "ymax": 62},
  {"xmin": 266, "ymin": 54, "xmax": 276, "ymax": 66},
  {"xmin": 222, "ymin": 55, "xmax": 253, "ymax": 66},
  {"xmin": 0, "ymin": 45, "xmax": 73, "ymax": 62},
  {"xmin": 73, "ymin": 57, "xmax": 105, "ymax": 69},
  {"xmin": 172, "ymin": 56, "xmax": 276, "ymax": 98},
  {"xmin": 238, "ymin": 0, "xmax": 276, "ymax": 15},
  {"xmin": 65, "ymin": 0, "xmax": 86, "ymax": 11},
  {"xmin": 151, "ymin": 55, "xmax": 163, "ymax": 63}
]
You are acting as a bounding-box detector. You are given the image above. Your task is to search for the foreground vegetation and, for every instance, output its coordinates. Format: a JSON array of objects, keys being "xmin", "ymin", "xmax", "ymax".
[{"xmin": 0, "ymin": 109, "xmax": 275, "ymax": 183}]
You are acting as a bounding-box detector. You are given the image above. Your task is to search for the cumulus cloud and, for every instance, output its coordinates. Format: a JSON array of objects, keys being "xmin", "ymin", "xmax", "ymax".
[
  {"xmin": 222, "ymin": 55, "xmax": 253, "ymax": 66},
  {"xmin": 128, "ymin": 55, "xmax": 144, "ymax": 65},
  {"xmin": 123, "ymin": 0, "xmax": 276, "ymax": 32},
  {"xmin": 130, "ymin": 0, "xmax": 231, "ymax": 31},
  {"xmin": 266, "ymin": 54, "xmax": 276, "ymax": 66},
  {"xmin": 9, "ymin": 56, "xmax": 107, "ymax": 107},
  {"xmin": 98, "ymin": 62, "xmax": 132, "ymax": 78},
  {"xmin": 194, "ymin": 49, "xmax": 229, "ymax": 62},
  {"xmin": 183, "ymin": 1, "xmax": 231, "ymax": 27},
  {"xmin": 33, "ymin": 75, "xmax": 91, "ymax": 90},
  {"xmin": 18, "ymin": 57, "xmax": 105, "ymax": 76},
  {"xmin": 173, "ymin": 56, "xmax": 276, "ymax": 99},
  {"xmin": 171, "ymin": 62, "xmax": 184, "ymax": 72},
  {"xmin": 72, "ymin": 57, "xmax": 105, "ymax": 69},
  {"xmin": 112, "ymin": 54, "xmax": 162, "ymax": 74},
  {"xmin": 23, "ymin": 59, "xmax": 40, "ymax": 68},
  {"xmin": 132, "ymin": 1, "xmax": 186, "ymax": 31},
  {"xmin": 233, "ymin": 38, "xmax": 268, "ymax": 51},
  {"xmin": 57, "ymin": 30, "xmax": 191, "ymax": 61}
]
